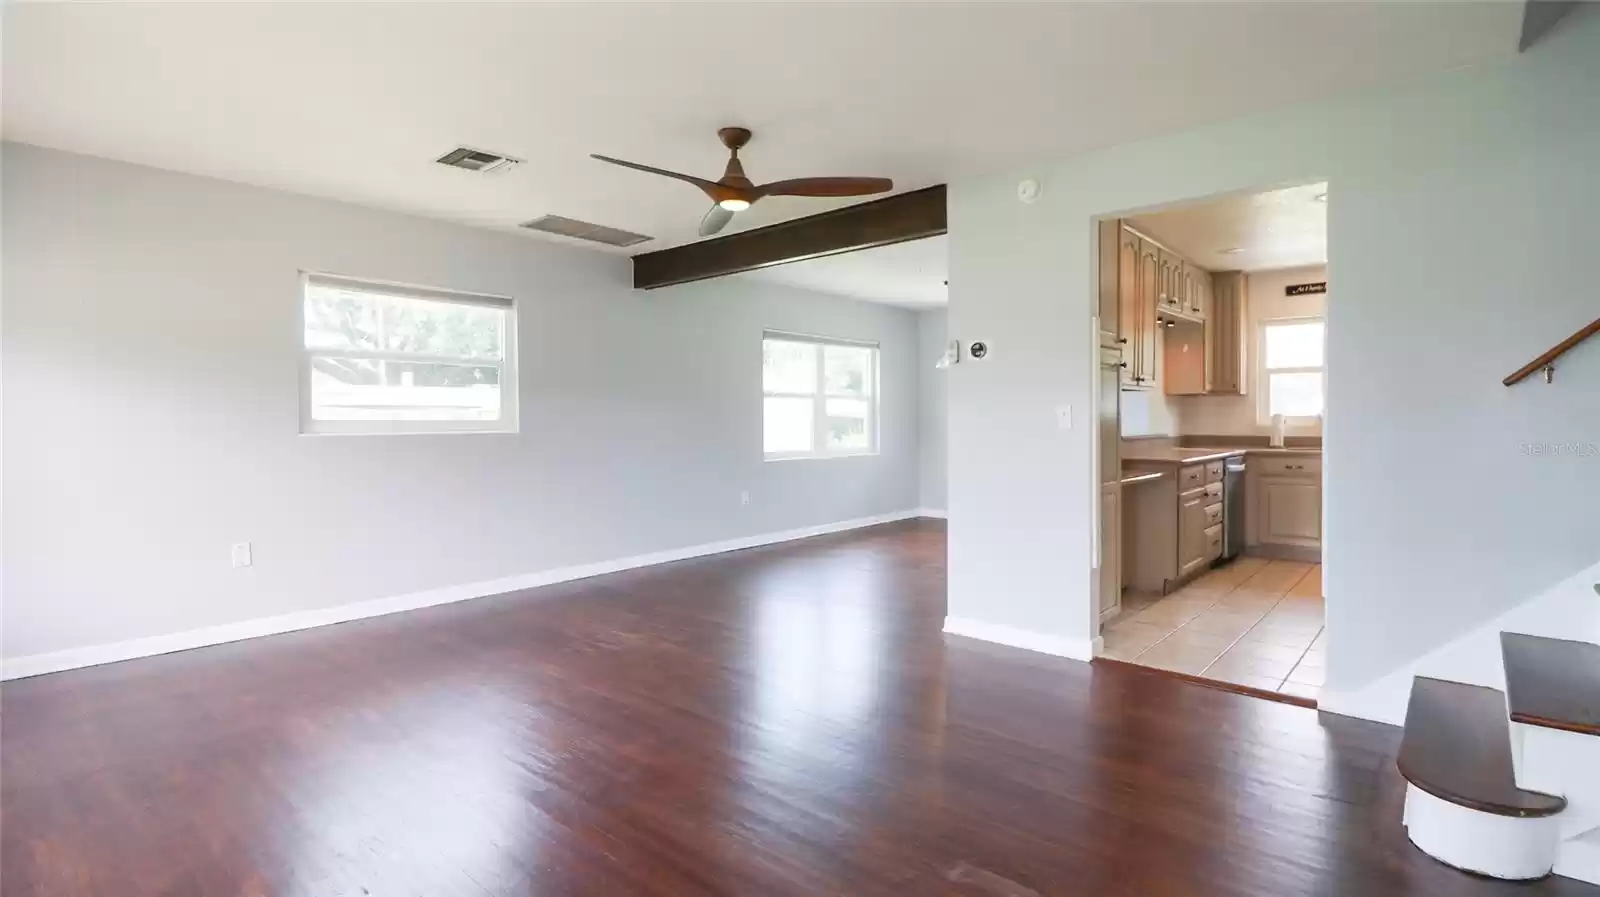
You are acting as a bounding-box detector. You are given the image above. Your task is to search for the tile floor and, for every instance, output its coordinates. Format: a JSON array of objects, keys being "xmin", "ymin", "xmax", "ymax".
[{"xmin": 1102, "ymin": 557, "xmax": 1325, "ymax": 700}]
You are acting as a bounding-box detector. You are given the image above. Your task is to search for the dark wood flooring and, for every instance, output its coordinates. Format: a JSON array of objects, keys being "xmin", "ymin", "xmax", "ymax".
[{"xmin": 4, "ymin": 519, "xmax": 1595, "ymax": 896}]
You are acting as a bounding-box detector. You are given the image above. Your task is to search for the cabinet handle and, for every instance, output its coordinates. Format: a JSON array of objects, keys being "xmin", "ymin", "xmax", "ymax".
[
  {"xmin": 1118, "ymin": 338, "xmax": 1128, "ymax": 345},
  {"xmin": 1119, "ymin": 362, "xmax": 1128, "ymax": 369}
]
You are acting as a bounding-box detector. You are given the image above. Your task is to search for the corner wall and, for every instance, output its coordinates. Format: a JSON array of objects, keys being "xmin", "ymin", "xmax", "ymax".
[
  {"xmin": 946, "ymin": 9, "xmax": 1600, "ymax": 697},
  {"xmin": 1, "ymin": 143, "xmax": 923, "ymax": 663}
]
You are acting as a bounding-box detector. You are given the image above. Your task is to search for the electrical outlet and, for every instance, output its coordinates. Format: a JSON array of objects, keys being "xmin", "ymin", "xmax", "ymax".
[
  {"xmin": 231, "ymin": 542, "xmax": 252, "ymax": 568},
  {"xmin": 740, "ymin": 490, "xmax": 751, "ymax": 507}
]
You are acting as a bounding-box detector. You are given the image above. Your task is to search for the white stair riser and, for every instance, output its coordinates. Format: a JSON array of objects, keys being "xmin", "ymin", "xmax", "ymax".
[
  {"xmin": 1513, "ymin": 723, "xmax": 1600, "ymax": 841},
  {"xmin": 1403, "ymin": 785, "xmax": 1560, "ymax": 880},
  {"xmin": 1555, "ymin": 829, "xmax": 1600, "ymax": 885}
]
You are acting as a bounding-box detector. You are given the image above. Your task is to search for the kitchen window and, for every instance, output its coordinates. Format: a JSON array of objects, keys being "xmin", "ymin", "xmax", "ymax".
[
  {"xmin": 300, "ymin": 272, "xmax": 517, "ymax": 434},
  {"xmin": 762, "ymin": 332, "xmax": 879, "ymax": 459},
  {"xmin": 1259, "ymin": 317, "xmax": 1325, "ymax": 422}
]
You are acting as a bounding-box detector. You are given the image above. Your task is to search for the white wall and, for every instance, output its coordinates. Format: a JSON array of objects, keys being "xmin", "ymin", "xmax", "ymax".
[
  {"xmin": 1, "ymin": 143, "xmax": 923, "ymax": 661},
  {"xmin": 1174, "ymin": 264, "xmax": 1328, "ymax": 436},
  {"xmin": 917, "ymin": 309, "xmax": 947, "ymax": 511},
  {"xmin": 946, "ymin": 8, "xmax": 1600, "ymax": 700}
]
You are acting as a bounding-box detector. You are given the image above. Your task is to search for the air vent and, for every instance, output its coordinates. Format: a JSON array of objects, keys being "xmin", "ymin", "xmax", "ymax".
[
  {"xmin": 435, "ymin": 146, "xmax": 522, "ymax": 174},
  {"xmin": 520, "ymin": 215, "xmax": 653, "ymax": 248}
]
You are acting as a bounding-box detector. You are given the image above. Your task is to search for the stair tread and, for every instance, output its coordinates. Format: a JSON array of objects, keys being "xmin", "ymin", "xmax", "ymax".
[
  {"xmin": 1501, "ymin": 632, "xmax": 1600, "ymax": 736},
  {"xmin": 1398, "ymin": 676, "xmax": 1566, "ymax": 818}
]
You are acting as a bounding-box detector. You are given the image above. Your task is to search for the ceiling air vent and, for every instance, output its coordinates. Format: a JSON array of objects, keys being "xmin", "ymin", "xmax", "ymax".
[
  {"xmin": 520, "ymin": 215, "xmax": 653, "ymax": 248},
  {"xmin": 435, "ymin": 146, "xmax": 522, "ymax": 173}
]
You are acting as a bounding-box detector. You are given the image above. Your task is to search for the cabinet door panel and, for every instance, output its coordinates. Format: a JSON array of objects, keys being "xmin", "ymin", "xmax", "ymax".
[
  {"xmin": 1259, "ymin": 477, "xmax": 1322, "ymax": 547},
  {"xmin": 1100, "ymin": 484, "xmax": 1122, "ymax": 618},
  {"xmin": 1136, "ymin": 242, "xmax": 1161, "ymax": 385},
  {"xmin": 1178, "ymin": 491, "xmax": 1208, "ymax": 576},
  {"xmin": 1118, "ymin": 228, "xmax": 1141, "ymax": 387}
]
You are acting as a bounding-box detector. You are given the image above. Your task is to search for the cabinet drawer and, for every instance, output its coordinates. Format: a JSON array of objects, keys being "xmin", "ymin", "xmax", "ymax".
[
  {"xmin": 1204, "ymin": 481, "xmax": 1223, "ymax": 503},
  {"xmin": 1255, "ymin": 454, "xmax": 1321, "ymax": 477},
  {"xmin": 1178, "ymin": 464, "xmax": 1205, "ymax": 490},
  {"xmin": 1205, "ymin": 460, "xmax": 1225, "ymax": 484},
  {"xmin": 1204, "ymin": 502, "xmax": 1224, "ymax": 527},
  {"xmin": 1205, "ymin": 524, "xmax": 1223, "ymax": 560}
]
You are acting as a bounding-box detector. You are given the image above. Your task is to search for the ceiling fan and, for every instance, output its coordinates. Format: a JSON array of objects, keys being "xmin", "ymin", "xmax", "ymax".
[{"xmin": 591, "ymin": 127, "xmax": 893, "ymax": 237}]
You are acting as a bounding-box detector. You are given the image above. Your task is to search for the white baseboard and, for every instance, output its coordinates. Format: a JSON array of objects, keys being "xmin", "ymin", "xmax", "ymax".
[
  {"xmin": 942, "ymin": 616, "xmax": 1095, "ymax": 662},
  {"xmin": 2, "ymin": 509, "xmax": 922, "ymax": 681},
  {"xmin": 916, "ymin": 508, "xmax": 948, "ymax": 519}
]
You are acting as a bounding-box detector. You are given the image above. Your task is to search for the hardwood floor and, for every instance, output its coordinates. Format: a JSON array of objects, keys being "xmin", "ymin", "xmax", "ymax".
[{"xmin": 3, "ymin": 519, "xmax": 1595, "ymax": 896}]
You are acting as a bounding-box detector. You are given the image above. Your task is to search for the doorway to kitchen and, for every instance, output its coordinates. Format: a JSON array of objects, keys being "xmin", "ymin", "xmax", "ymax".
[{"xmin": 1094, "ymin": 182, "xmax": 1328, "ymax": 705}]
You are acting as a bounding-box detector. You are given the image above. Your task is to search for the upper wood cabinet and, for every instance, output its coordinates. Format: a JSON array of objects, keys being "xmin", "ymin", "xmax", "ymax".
[
  {"xmin": 1208, "ymin": 271, "xmax": 1248, "ymax": 395},
  {"xmin": 1097, "ymin": 220, "xmax": 1121, "ymax": 349},
  {"xmin": 1189, "ymin": 265, "xmax": 1209, "ymax": 319},
  {"xmin": 1104, "ymin": 222, "xmax": 1224, "ymax": 392},
  {"xmin": 1156, "ymin": 250, "xmax": 1182, "ymax": 316},
  {"xmin": 1134, "ymin": 238, "xmax": 1161, "ymax": 387}
]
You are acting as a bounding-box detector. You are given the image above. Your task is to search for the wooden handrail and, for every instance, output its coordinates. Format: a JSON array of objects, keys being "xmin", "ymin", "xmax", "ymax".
[{"xmin": 1503, "ymin": 317, "xmax": 1600, "ymax": 386}]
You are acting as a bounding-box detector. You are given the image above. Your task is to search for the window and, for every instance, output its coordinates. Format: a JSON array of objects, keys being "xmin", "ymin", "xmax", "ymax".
[
  {"xmin": 762, "ymin": 332, "xmax": 878, "ymax": 459},
  {"xmin": 300, "ymin": 273, "xmax": 517, "ymax": 434},
  {"xmin": 1259, "ymin": 317, "xmax": 1325, "ymax": 422}
]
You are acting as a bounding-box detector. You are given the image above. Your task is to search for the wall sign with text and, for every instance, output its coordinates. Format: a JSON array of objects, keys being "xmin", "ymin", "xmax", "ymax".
[{"xmin": 1286, "ymin": 281, "xmax": 1328, "ymax": 296}]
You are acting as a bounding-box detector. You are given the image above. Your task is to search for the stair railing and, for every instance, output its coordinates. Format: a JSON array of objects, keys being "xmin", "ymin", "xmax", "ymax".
[{"xmin": 1504, "ymin": 317, "xmax": 1600, "ymax": 385}]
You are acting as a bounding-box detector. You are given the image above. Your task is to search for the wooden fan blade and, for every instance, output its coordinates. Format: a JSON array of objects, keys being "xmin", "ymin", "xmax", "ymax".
[
  {"xmin": 753, "ymin": 177, "xmax": 893, "ymax": 199},
  {"xmin": 590, "ymin": 154, "xmax": 724, "ymax": 199},
  {"xmin": 699, "ymin": 204, "xmax": 735, "ymax": 237}
]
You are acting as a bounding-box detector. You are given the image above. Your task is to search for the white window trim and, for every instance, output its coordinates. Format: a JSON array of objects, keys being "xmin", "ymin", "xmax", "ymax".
[
  {"xmin": 298, "ymin": 271, "xmax": 519, "ymax": 436},
  {"xmin": 762, "ymin": 330, "xmax": 881, "ymax": 461},
  {"xmin": 1256, "ymin": 314, "xmax": 1325, "ymax": 426}
]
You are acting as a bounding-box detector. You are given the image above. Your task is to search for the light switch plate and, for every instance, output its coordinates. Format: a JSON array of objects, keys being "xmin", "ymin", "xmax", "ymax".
[{"xmin": 1055, "ymin": 405, "xmax": 1073, "ymax": 430}]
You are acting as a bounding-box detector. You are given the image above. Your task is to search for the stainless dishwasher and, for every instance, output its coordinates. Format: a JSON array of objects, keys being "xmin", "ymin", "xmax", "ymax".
[{"xmin": 1222, "ymin": 457, "xmax": 1247, "ymax": 561}]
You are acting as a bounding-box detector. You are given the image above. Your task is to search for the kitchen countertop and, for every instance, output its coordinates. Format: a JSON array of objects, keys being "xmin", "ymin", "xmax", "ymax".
[{"xmin": 1121, "ymin": 445, "xmax": 1323, "ymax": 466}]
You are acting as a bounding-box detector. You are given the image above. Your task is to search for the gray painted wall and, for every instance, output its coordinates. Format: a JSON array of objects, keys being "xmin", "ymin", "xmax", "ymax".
[
  {"xmin": 946, "ymin": 8, "xmax": 1600, "ymax": 701},
  {"xmin": 917, "ymin": 309, "xmax": 948, "ymax": 511},
  {"xmin": 1, "ymin": 143, "xmax": 922, "ymax": 660}
]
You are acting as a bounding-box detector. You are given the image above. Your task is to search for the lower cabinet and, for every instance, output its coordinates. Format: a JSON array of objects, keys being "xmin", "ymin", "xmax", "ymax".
[
  {"xmin": 1099, "ymin": 482, "xmax": 1122, "ymax": 621},
  {"xmin": 1258, "ymin": 476, "xmax": 1322, "ymax": 548},
  {"xmin": 1177, "ymin": 486, "xmax": 1209, "ymax": 578}
]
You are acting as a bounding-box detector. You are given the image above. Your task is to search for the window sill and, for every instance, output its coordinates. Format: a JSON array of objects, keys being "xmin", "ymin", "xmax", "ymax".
[
  {"xmin": 763, "ymin": 451, "xmax": 880, "ymax": 463},
  {"xmin": 299, "ymin": 426, "xmax": 519, "ymax": 437}
]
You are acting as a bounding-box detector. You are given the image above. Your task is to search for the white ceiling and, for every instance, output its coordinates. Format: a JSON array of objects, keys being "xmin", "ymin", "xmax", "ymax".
[
  {"xmin": 1131, "ymin": 182, "xmax": 1329, "ymax": 272},
  {"xmin": 738, "ymin": 236, "xmax": 947, "ymax": 309},
  {"xmin": 3, "ymin": 2, "xmax": 1522, "ymax": 258}
]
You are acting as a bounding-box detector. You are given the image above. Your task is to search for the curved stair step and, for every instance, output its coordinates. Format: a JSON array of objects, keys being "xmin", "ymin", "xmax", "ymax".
[
  {"xmin": 1501, "ymin": 632, "xmax": 1600, "ymax": 737},
  {"xmin": 1399, "ymin": 676, "xmax": 1566, "ymax": 817},
  {"xmin": 1399, "ymin": 677, "xmax": 1567, "ymax": 880}
]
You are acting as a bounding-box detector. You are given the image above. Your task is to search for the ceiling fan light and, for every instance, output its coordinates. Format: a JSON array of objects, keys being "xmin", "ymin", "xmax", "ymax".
[{"xmin": 718, "ymin": 198, "xmax": 751, "ymax": 212}]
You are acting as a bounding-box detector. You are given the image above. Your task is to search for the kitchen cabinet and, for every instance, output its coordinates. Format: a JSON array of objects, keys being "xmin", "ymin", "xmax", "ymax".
[
  {"xmin": 1097, "ymin": 220, "xmax": 1122, "ymax": 349},
  {"xmin": 1177, "ymin": 486, "xmax": 1209, "ymax": 578},
  {"xmin": 1106, "ymin": 222, "xmax": 1221, "ymax": 393},
  {"xmin": 1208, "ymin": 272, "xmax": 1248, "ymax": 395},
  {"xmin": 1254, "ymin": 454, "xmax": 1322, "ymax": 552},
  {"xmin": 1101, "ymin": 223, "xmax": 1158, "ymax": 389},
  {"xmin": 1258, "ymin": 477, "xmax": 1321, "ymax": 547},
  {"xmin": 1126, "ymin": 458, "xmax": 1232, "ymax": 594},
  {"xmin": 1099, "ymin": 481, "xmax": 1122, "ymax": 621},
  {"xmin": 1189, "ymin": 265, "xmax": 1209, "ymax": 319},
  {"xmin": 1157, "ymin": 250, "xmax": 1183, "ymax": 317}
]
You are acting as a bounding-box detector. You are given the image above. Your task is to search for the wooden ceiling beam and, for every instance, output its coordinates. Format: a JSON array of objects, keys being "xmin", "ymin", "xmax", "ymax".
[{"xmin": 630, "ymin": 185, "xmax": 946, "ymax": 290}]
